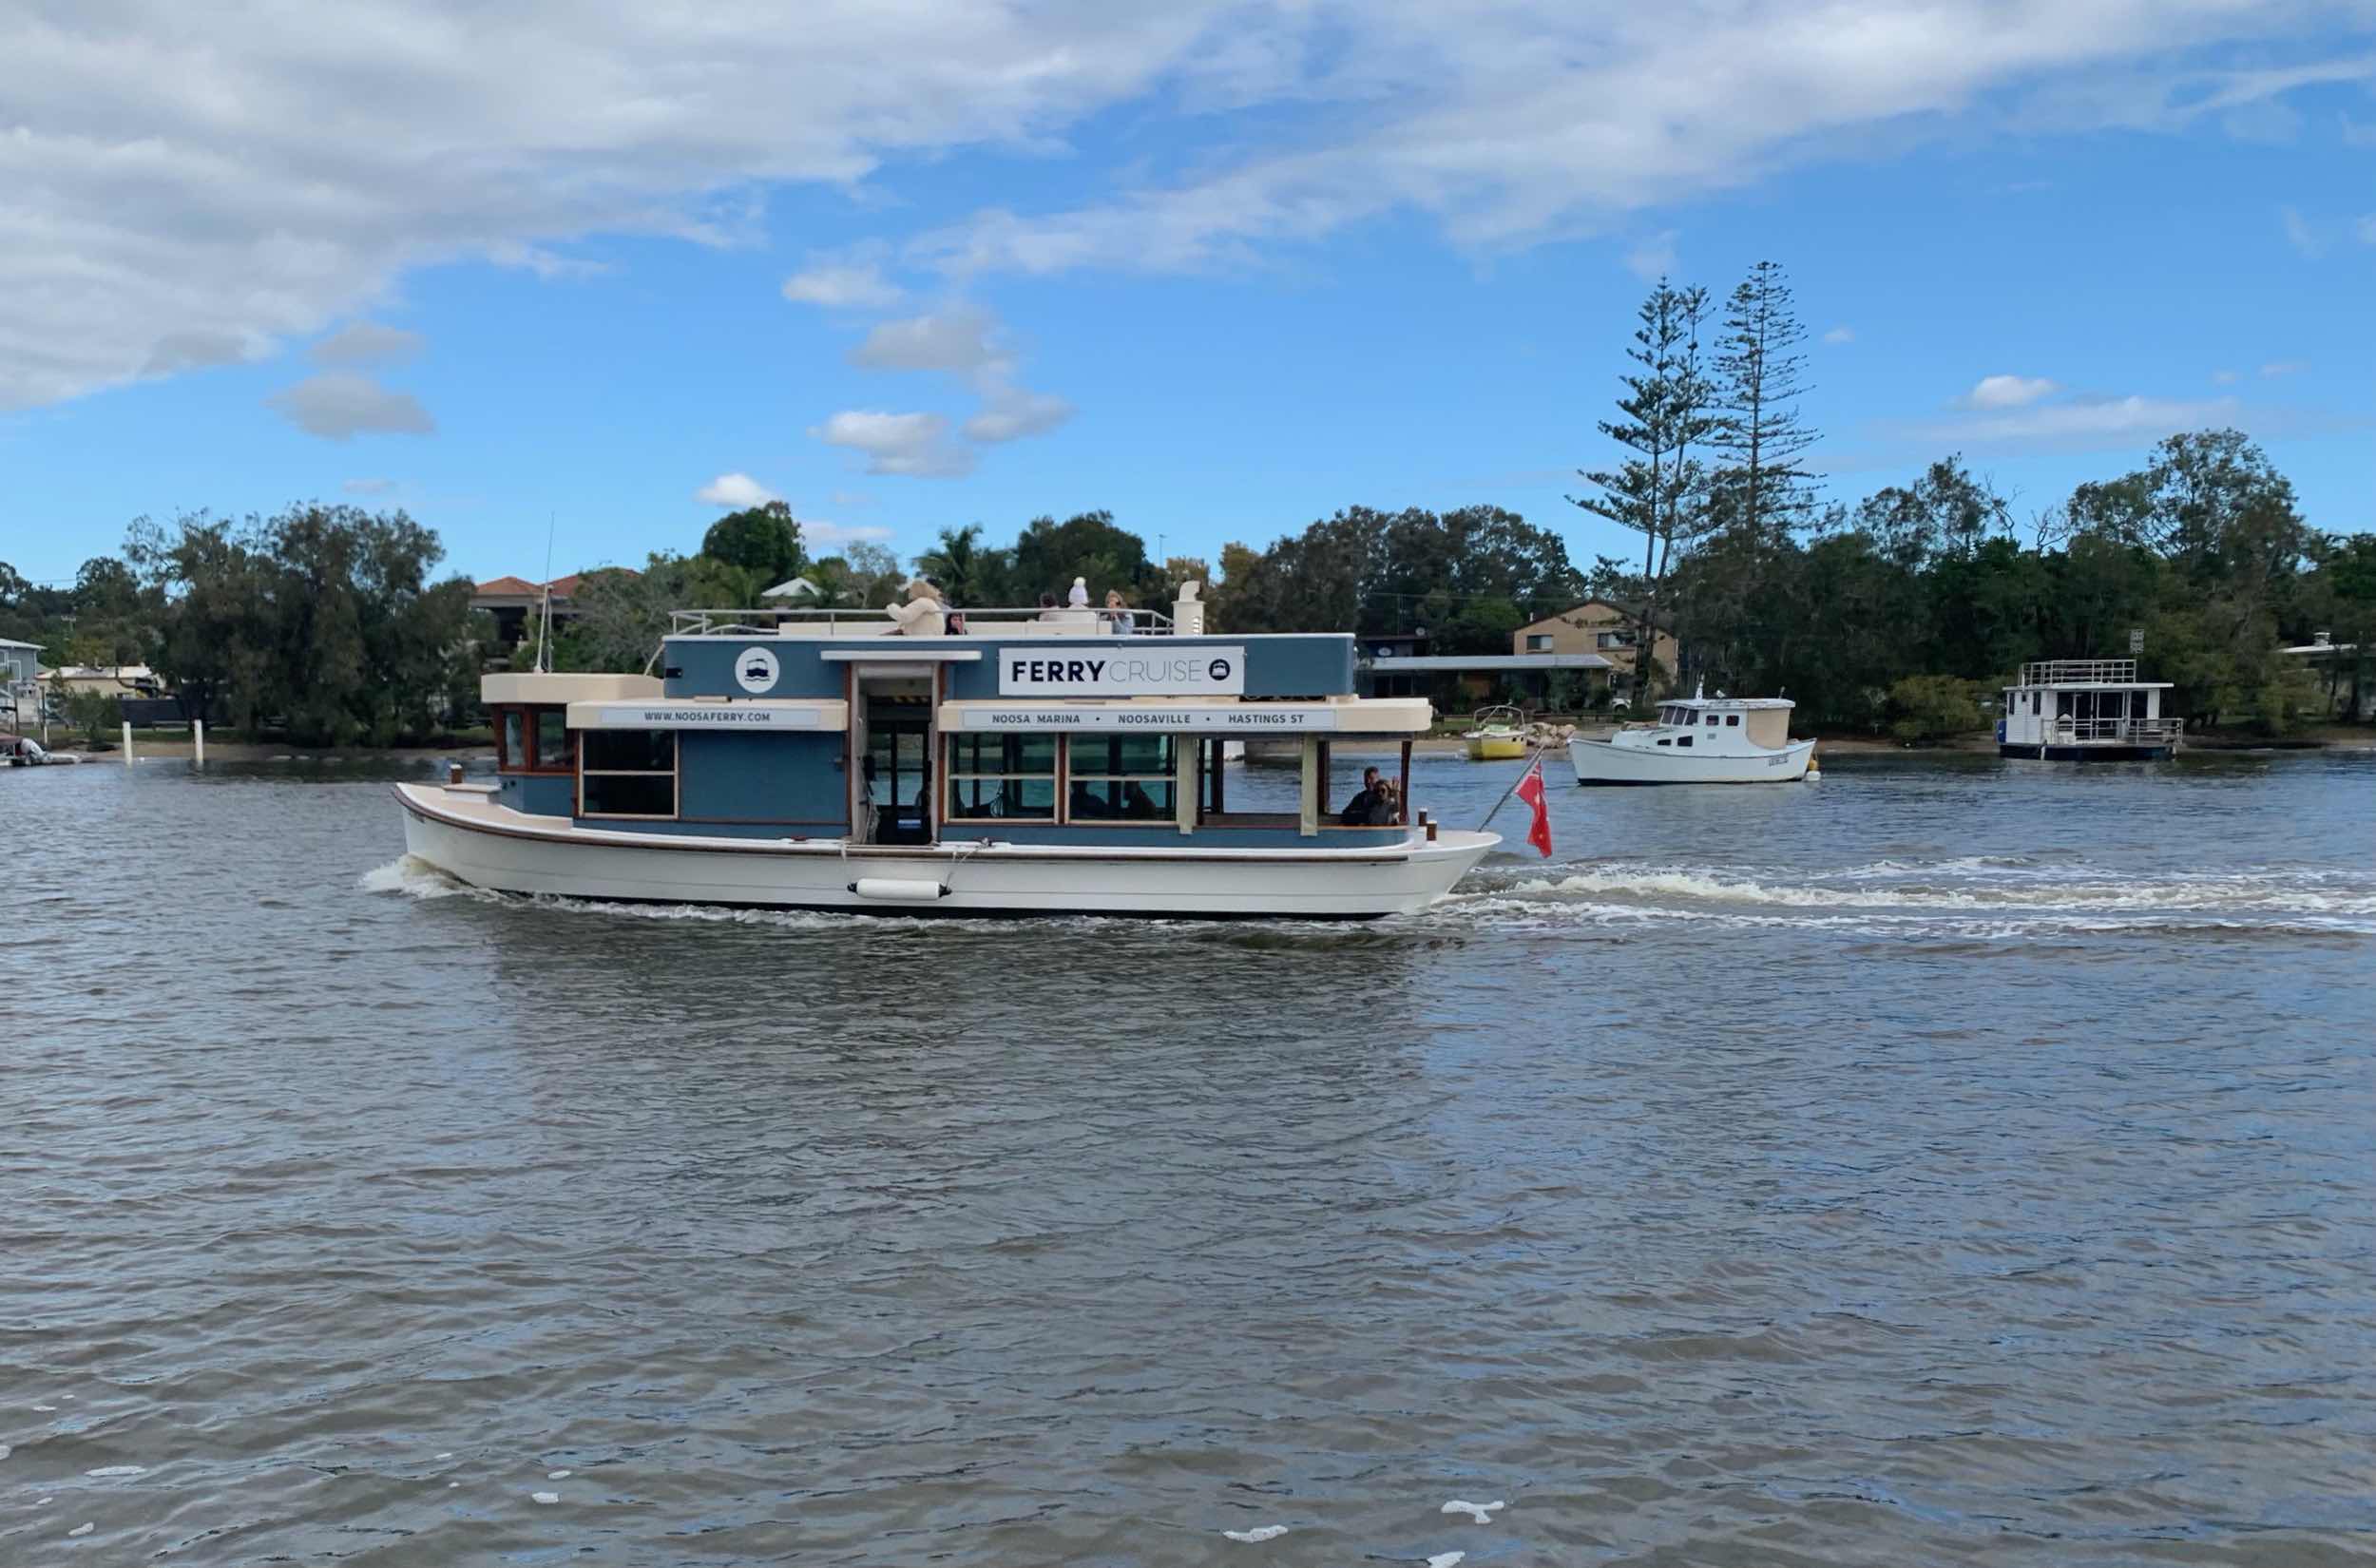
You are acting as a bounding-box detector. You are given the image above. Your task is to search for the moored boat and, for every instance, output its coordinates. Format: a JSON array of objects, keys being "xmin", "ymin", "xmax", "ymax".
[
  {"xmin": 1567, "ymin": 688, "xmax": 1813, "ymax": 784},
  {"xmin": 393, "ymin": 585, "xmax": 1496, "ymax": 919},
  {"xmin": 1462, "ymin": 705, "xmax": 1528, "ymax": 760},
  {"xmin": 1998, "ymin": 660, "xmax": 2181, "ymax": 760}
]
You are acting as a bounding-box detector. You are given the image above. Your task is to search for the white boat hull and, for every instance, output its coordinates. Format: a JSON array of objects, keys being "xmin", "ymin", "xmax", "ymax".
[
  {"xmin": 393, "ymin": 784, "xmax": 1496, "ymax": 919},
  {"xmin": 1567, "ymin": 736, "xmax": 1814, "ymax": 785}
]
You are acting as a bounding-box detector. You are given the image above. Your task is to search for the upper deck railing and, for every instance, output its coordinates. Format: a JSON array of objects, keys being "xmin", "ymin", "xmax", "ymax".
[
  {"xmin": 2019, "ymin": 659, "xmax": 2138, "ymax": 686},
  {"xmin": 668, "ymin": 604, "xmax": 1178, "ymax": 639},
  {"xmin": 2050, "ymin": 716, "xmax": 2185, "ymax": 745}
]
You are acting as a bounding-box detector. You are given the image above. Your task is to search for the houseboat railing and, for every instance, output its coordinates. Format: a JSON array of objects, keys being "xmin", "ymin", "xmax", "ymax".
[
  {"xmin": 2021, "ymin": 659, "xmax": 2139, "ymax": 685},
  {"xmin": 2048, "ymin": 716, "xmax": 2185, "ymax": 744},
  {"xmin": 668, "ymin": 605, "xmax": 1178, "ymax": 638}
]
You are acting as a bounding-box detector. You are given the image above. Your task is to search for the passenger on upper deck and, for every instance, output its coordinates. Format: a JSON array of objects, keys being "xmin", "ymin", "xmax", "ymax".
[
  {"xmin": 887, "ymin": 577, "xmax": 947, "ymax": 636},
  {"xmin": 1103, "ymin": 589, "xmax": 1134, "ymax": 636}
]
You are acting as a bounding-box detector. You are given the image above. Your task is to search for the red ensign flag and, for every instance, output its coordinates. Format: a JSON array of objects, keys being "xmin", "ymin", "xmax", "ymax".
[{"xmin": 1514, "ymin": 756, "xmax": 1553, "ymax": 858}]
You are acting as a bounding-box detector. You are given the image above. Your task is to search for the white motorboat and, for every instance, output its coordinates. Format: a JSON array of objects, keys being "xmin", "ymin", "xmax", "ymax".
[{"xmin": 1567, "ymin": 687, "xmax": 1814, "ymax": 785}]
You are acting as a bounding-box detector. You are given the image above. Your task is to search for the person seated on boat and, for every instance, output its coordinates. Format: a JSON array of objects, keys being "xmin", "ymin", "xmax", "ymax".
[
  {"xmin": 1338, "ymin": 767, "xmax": 1396, "ymax": 826},
  {"xmin": 1069, "ymin": 781, "xmax": 1110, "ymax": 818},
  {"xmin": 1036, "ymin": 591, "xmax": 1063, "ymax": 620},
  {"xmin": 1067, "ymin": 577, "xmax": 1090, "ymax": 609},
  {"xmin": 1103, "ymin": 588, "xmax": 1134, "ymax": 636},
  {"xmin": 886, "ymin": 577, "xmax": 947, "ymax": 636},
  {"xmin": 1120, "ymin": 781, "xmax": 1160, "ymax": 819}
]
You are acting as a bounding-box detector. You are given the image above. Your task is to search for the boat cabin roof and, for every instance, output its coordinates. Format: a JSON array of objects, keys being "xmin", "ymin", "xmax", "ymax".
[
  {"xmin": 2005, "ymin": 659, "xmax": 2171, "ymax": 691},
  {"xmin": 1660, "ymin": 695, "xmax": 1793, "ymax": 712}
]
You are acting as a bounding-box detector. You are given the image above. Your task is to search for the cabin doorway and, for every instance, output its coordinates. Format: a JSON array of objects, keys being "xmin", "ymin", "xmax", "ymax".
[{"xmin": 860, "ymin": 680, "xmax": 934, "ymax": 845}]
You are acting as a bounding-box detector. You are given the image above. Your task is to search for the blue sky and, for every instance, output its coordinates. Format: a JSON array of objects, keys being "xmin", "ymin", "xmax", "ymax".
[{"xmin": 2, "ymin": 2, "xmax": 2370, "ymax": 591}]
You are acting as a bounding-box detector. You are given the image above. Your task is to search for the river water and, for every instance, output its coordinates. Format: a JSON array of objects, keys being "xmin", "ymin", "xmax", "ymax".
[{"xmin": 5, "ymin": 749, "xmax": 2373, "ymax": 1565}]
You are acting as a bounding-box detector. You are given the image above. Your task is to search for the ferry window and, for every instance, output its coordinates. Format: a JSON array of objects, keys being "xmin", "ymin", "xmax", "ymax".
[
  {"xmin": 1677, "ymin": 735, "xmax": 1694, "ymax": 748},
  {"xmin": 947, "ymin": 733, "xmax": 1056, "ymax": 820},
  {"xmin": 1726, "ymin": 715, "xmax": 1740, "ymax": 727},
  {"xmin": 581, "ymin": 729, "xmax": 677, "ymax": 818},
  {"xmin": 1657, "ymin": 737, "xmax": 1671, "ymax": 747},
  {"xmin": 1069, "ymin": 734, "xmax": 1177, "ymax": 822},
  {"xmin": 499, "ymin": 708, "xmax": 525, "ymax": 772},
  {"xmin": 1706, "ymin": 714, "xmax": 1718, "ymax": 726},
  {"xmin": 532, "ymin": 708, "xmax": 573, "ymax": 773}
]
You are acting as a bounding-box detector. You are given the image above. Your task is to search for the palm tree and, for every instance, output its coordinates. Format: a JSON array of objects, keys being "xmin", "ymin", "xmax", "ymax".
[{"xmin": 915, "ymin": 524, "xmax": 987, "ymax": 605}]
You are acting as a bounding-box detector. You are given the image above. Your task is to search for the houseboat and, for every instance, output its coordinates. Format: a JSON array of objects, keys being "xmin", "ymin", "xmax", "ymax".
[
  {"xmin": 1567, "ymin": 687, "xmax": 1815, "ymax": 784},
  {"xmin": 1999, "ymin": 660, "xmax": 2182, "ymax": 760},
  {"xmin": 392, "ymin": 587, "xmax": 1498, "ymax": 919}
]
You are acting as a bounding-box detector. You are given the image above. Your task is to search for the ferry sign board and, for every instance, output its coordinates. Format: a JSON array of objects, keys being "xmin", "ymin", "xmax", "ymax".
[
  {"xmin": 998, "ymin": 647, "xmax": 1247, "ymax": 698},
  {"xmin": 570, "ymin": 701, "xmax": 835, "ymax": 730},
  {"xmin": 958, "ymin": 704, "xmax": 1338, "ymax": 731}
]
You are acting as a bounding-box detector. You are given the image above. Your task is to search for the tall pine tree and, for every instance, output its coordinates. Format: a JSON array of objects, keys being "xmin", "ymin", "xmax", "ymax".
[
  {"xmin": 1570, "ymin": 277, "xmax": 1715, "ymax": 700},
  {"xmin": 1712, "ymin": 260, "xmax": 1816, "ymax": 542}
]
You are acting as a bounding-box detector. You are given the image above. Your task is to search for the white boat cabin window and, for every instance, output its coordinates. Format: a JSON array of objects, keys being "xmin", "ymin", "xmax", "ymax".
[
  {"xmin": 580, "ymin": 729, "xmax": 677, "ymax": 818},
  {"xmin": 1726, "ymin": 714, "xmax": 1740, "ymax": 727},
  {"xmin": 1676, "ymin": 734, "xmax": 1694, "ymax": 747},
  {"xmin": 534, "ymin": 709, "xmax": 574, "ymax": 773},
  {"xmin": 946, "ymin": 733, "xmax": 1056, "ymax": 821},
  {"xmin": 1657, "ymin": 736, "xmax": 1671, "ymax": 746},
  {"xmin": 1705, "ymin": 714, "xmax": 1718, "ymax": 726},
  {"xmin": 1070, "ymin": 734, "xmax": 1176, "ymax": 822}
]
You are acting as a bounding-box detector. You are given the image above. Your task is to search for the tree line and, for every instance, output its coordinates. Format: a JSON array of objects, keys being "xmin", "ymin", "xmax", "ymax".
[{"xmin": 5, "ymin": 258, "xmax": 2368, "ymax": 742}]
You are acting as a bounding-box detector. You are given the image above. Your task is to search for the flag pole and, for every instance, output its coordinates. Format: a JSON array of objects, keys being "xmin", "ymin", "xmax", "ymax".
[{"xmin": 1475, "ymin": 746, "xmax": 1544, "ymax": 832}]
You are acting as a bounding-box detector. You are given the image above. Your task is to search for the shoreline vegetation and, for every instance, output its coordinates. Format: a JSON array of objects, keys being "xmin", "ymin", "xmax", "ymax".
[{"xmin": 5, "ymin": 263, "xmax": 2371, "ymax": 751}]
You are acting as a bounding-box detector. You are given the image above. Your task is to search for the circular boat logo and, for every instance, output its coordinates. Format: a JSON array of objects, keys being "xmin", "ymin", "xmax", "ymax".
[
  {"xmin": 1207, "ymin": 657, "xmax": 1233, "ymax": 682},
  {"xmin": 735, "ymin": 646, "xmax": 780, "ymax": 694}
]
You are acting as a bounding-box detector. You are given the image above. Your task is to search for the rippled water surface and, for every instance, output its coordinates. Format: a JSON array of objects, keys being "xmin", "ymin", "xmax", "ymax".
[{"xmin": 6, "ymin": 750, "xmax": 2374, "ymax": 1565}]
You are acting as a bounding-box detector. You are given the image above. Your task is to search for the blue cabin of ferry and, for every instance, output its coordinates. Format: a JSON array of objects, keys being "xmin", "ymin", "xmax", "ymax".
[{"xmin": 479, "ymin": 590, "xmax": 1438, "ymax": 850}]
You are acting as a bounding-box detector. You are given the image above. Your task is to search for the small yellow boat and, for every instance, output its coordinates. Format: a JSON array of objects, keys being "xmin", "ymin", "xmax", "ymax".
[{"xmin": 1462, "ymin": 704, "xmax": 1528, "ymax": 761}]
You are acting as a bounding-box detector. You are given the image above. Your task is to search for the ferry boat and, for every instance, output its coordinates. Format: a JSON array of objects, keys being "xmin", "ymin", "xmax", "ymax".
[
  {"xmin": 1566, "ymin": 687, "xmax": 1814, "ymax": 784},
  {"xmin": 393, "ymin": 587, "xmax": 1498, "ymax": 919},
  {"xmin": 1998, "ymin": 659, "xmax": 2182, "ymax": 760}
]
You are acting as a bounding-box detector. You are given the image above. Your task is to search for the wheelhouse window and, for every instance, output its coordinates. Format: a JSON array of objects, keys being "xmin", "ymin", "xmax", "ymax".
[
  {"xmin": 947, "ymin": 732, "xmax": 1056, "ymax": 820},
  {"xmin": 1726, "ymin": 714, "xmax": 1740, "ymax": 727},
  {"xmin": 581, "ymin": 729, "xmax": 677, "ymax": 818},
  {"xmin": 1705, "ymin": 714, "xmax": 1718, "ymax": 726},
  {"xmin": 1068, "ymin": 734, "xmax": 1176, "ymax": 821},
  {"xmin": 498, "ymin": 708, "xmax": 527, "ymax": 772},
  {"xmin": 532, "ymin": 708, "xmax": 573, "ymax": 773}
]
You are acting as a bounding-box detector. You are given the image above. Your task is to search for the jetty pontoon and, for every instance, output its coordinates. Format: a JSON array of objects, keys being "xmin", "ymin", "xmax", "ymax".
[
  {"xmin": 393, "ymin": 589, "xmax": 1497, "ymax": 918},
  {"xmin": 1998, "ymin": 660, "xmax": 2182, "ymax": 760}
]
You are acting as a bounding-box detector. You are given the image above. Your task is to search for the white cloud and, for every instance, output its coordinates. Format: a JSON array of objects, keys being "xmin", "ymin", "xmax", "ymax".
[
  {"xmin": 2280, "ymin": 204, "xmax": 2321, "ymax": 258},
  {"xmin": 342, "ymin": 477, "xmax": 399, "ymax": 495},
  {"xmin": 783, "ymin": 262, "xmax": 904, "ymax": 310},
  {"xmin": 843, "ymin": 303, "xmax": 1074, "ymax": 450},
  {"xmin": 1, "ymin": 2, "xmax": 2364, "ymax": 411},
  {"xmin": 2211, "ymin": 368, "xmax": 2238, "ymax": 384},
  {"xmin": 1622, "ymin": 230, "xmax": 1677, "ymax": 281},
  {"xmin": 312, "ymin": 321, "xmax": 424, "ymax": 367},
  {"xmin": 1822, "ymin": 325, "xmax": 1855, "ymax": 344},
  {"xmin": 809, "ymin": 411, "xmax": 974, "ymax": 478},
  {"xmin": 804, "ymin": 519, "xmax": 896, "ymax": 546},
  {"xmin": 2259, "ymin": 360, "xmax": 2308, "ymax": 378},
  {"xmin": 142, "ymin": 329, "xmax": 257, "ymax": 375},
  {"xmin": 849, "ymin": 308, "xmax": 1006, "ymax": 375},
  {"xmin": 1964, "ymin": 373, "xmax": 2060, "ymax": 409},
  {"xmin": 910, "ymin": 7, "xmax": 2368, "ymax": 279},
  {"xmin": 1908, "ymin": 392, "xmax": 2244, "ymax": 452},
  {"xmin": 964, "ymin": 384, "xmax": 1075, "ymax": 443},
  {"xmin": 829, "ymin": 489, "xmax": 877, "ymax": 508},
  {"xmin": 2356, "ymin": 213, "xmax": 2376, "ymax": 245},
  {"xmin": 266, "ymin": 373, "xmax": 434, "ymax": 439},
  {"xmin": 696, "ymin": 471, "xmax": 780, "ymax": 507}
]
